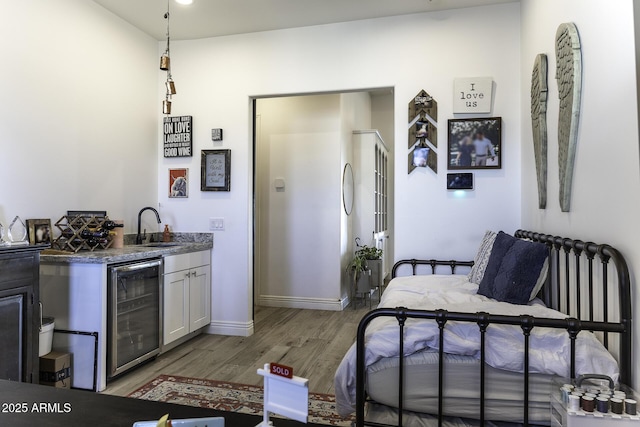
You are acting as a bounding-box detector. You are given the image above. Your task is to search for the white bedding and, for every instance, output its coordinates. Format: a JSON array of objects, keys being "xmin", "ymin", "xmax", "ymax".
[{"xmin": 334, "ymin": 274, "xmax": 619, "ymax": 417}]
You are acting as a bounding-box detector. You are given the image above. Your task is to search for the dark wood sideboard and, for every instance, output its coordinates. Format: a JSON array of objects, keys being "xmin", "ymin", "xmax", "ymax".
[{"xmin": 0, "ymin": 244, "xmax": 46, "ymax": 383}]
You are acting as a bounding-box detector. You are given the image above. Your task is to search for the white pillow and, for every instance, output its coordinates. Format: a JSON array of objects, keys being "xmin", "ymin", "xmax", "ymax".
[
  {"xmin": 529, "ymin": 256, "xmax": 549, "ymax": 301},
  {"xmin": 467, "ymin": 230, "xmax": 497, "ymax": 284}
]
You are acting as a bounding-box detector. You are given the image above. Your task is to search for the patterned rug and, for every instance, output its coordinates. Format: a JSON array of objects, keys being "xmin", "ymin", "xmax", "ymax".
[{"xmin": 128, "ymin": 374, "xmax": 354, "ymax": 426}]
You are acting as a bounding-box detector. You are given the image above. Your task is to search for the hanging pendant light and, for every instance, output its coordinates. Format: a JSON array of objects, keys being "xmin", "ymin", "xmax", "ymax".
[
  {"xmin": 160, "ymin": 53, "xmax": 170, "ymax": 71},
  {"xmin": 160, "ymin": 0, "xmax": 176, "ymax": 114},
  {"xmin": 163, "ymin": 98, "xmax": 172, "ymax": 115},
  {"xmin": 165, "ymin": 74, "xmax": 176, "ymax": 95}
]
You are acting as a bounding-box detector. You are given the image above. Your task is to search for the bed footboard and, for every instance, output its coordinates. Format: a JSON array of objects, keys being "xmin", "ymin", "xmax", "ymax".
[
  {"xmin": 354, "ymin": 229, "xmax": 632, "ymax": 427},
  {"xmin": 355, "ymin": 308, "xmax": 627, "ymax": 427}
]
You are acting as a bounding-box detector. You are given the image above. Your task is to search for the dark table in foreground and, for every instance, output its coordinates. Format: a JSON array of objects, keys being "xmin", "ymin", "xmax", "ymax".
[{"xmin": 0, "ymin": 380, "xmax": 323, "ymax": 427}]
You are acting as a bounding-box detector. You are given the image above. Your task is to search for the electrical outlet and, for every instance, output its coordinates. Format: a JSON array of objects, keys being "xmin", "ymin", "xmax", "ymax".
[{"xmin": 209, "ymin": 217, "xmax": 224, "ymax": 231}]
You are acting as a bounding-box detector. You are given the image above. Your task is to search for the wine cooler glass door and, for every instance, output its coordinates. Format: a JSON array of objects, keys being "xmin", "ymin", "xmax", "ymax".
[{"xmin": 108, "ymin": 258, "xmax": 162, "ymax": 378}]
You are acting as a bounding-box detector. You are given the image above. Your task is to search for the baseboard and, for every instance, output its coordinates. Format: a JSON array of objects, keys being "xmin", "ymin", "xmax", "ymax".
[
  {"xmin": 205, "ymin": 319, "xmax": 255, "ymax": 337},
  {"xmin": 258, "ymin": 294, "xmax": 348, "ymax": 311}
]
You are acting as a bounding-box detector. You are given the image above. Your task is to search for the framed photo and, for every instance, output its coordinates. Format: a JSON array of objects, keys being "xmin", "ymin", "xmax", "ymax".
[
  {"xmin": 447, "ymin": 173, "xmax": 474, "ymax": 190},
  {"xmin": 26, "ymin": 219, "xmax": 52, "ymax": 245},
  {"xmin": 169, "ymin": 168, "xmax": 189, "ymax": 198},
  {"xmin": 201, "ymin": 149, "xmax": 231, "ymax": 191},
  {"xmin": 448, "ymin": 117, "xmax": 501, "ymax": 169},
  {"xmin": 412, "ymin": 146, "xmax": 430, "ymax": 168}
]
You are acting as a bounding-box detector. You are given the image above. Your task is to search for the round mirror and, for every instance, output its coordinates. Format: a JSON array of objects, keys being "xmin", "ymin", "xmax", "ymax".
[{"xmin": 342, "ymin": 163, "xmax": 354, "ymax": 215}]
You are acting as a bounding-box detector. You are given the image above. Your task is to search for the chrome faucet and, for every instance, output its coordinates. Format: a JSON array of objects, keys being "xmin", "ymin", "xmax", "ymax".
[{"xmin": 136, "ymin": 207, "xmax": 161, "ymax": 244}]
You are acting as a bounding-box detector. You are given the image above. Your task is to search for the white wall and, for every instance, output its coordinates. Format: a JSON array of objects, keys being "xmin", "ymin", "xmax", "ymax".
[
  {"xmin": 0, "ymin": 0, "xmax": 158, "ymax": 232},
  {"xmin": 520, "ymin": 0, "xmax": 640, "ymax": 386},
  {"xmin": 161, "ymin": 3, "xmax": 522, "ymax": 336}
]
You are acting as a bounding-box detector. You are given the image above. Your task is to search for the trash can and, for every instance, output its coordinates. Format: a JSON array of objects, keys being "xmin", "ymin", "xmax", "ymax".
[{"xmin": 39, "ymin": 316, "xmax": 55, "ymax": 357}]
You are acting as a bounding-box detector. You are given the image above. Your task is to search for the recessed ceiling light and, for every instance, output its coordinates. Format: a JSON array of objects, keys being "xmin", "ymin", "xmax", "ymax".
[{"xmin": 175, "ymin": 0, "xmax": 193, "ymax": 5}]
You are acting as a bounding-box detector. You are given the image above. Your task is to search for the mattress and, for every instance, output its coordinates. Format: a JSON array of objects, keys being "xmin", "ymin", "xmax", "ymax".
[
  {"xmin": 363, "ymin": 402, "xmax": 548, "ymax": 427},
  {"xmin": 366, "ymin": 350, "xmax": 554, "ymax": 424}
]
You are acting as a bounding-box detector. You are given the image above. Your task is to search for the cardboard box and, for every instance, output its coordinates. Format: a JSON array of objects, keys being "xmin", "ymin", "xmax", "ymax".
[{"xmin": 39, "ymin": 351, "xmax": 71, "ymax": 388}]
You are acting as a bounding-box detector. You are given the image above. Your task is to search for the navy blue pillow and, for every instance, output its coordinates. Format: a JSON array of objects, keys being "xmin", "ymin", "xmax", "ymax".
[
  {"xmin": 477, "ymin": 231, "xmax": 516, "ymax": 298},
  {"xmin": 492, "ymin": 239, "xmax": 548, "ymax": 304}
]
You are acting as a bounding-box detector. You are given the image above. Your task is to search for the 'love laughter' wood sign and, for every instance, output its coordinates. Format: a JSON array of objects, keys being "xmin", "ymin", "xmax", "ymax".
[{"xmin": 163, "ymin": 115, "xmax": 193, "ymax": 158}]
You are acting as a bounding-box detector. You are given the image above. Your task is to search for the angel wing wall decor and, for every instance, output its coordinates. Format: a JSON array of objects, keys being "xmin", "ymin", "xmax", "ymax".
[
  {"xmin": 531, "ymin": 53, "xmax": 548, "ymax": 209},
  {"xmin": 555, "ymin": 22, "xmax": 582, "ymax": 212}
]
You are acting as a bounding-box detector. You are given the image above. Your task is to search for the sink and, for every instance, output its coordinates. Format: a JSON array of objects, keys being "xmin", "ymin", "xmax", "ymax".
[{"xmin": 141, "ymin": 242, "xmax": 183, "ymax": 248}]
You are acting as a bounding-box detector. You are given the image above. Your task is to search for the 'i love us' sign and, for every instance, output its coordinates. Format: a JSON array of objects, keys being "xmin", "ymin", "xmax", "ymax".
[{"xmin": 453, "ymin": 77, "xmax": 493, "ymax": 113}]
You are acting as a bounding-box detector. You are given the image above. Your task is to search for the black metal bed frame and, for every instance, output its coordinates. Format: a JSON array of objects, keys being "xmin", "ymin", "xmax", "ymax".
[{"xmin": 354, "ymin": 229, "xmax": 632, "ymax": 427}]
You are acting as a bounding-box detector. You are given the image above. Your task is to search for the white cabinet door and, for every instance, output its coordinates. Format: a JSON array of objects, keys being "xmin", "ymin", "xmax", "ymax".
[
  {"xmin": 163, "ymin": 270, "xmax": 189, "ymax": 345},
  {"xmin": 189, "ymin": 265, "xmax": 211, "ymax": 331},
  {"xmin": 163, "ymin": 250, "xmax": 212, "ymax": 347}
]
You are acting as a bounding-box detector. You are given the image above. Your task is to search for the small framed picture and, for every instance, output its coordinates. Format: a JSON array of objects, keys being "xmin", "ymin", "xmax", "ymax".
[
  {"xmin": 26, "ymin": 219, "xmax": 53, "ymax": 245},
  {"xmin": 201, "ymin": 149, "xmax": 231, "ymax": 191},
  {"xmin": 211, "ymin": 128, "xmax": 223, "ymax": 142},
  {"xmin": 169, "ymin": 168, "xmax": 189, "ymax": 198},
  {"xmin": 448, "ymin": 117, "xmax": 501, "ymax": 169},
  {"xmin": 413, "ymin": 146, "xmax": 430, "ymax": 168},
  {"xmin": 447, "ymin": 173, "xmax": 474, "ymax": 190}
]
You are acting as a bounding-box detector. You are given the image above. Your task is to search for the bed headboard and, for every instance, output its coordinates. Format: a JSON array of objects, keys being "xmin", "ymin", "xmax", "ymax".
[
  {"xmin": 514, "ymin": 229, "xmax": 632, "ymax": 385},
  {"xmin": 390, "ymin": 229, "xmax": 633, "ymax": 385}
]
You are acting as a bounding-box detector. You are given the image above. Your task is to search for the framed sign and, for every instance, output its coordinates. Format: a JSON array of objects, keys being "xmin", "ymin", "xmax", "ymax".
[
  {"xmin": 453, "ymin": 77, "xmax": 493, "ymax": 113},
  {"xmin": 201, "ymin": 149, "xmax": 231, "ymax": 191},
  {"xmin": 448, "ymin": 117, "xmax": 501, "ymax": 169},
  {"xmin": 163, "ymin": 115, "xmax": 193, "ymax": 158},
  {"xmin": 211, "ymin": 128, "xmax": 223, "ymax": 142}
]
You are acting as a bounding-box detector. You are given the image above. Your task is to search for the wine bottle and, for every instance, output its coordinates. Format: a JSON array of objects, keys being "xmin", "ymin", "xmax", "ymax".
[
  {"xmin": 86, "ymin": 238, "xmax": 108, "ymax": 247},
  {"xmin": 101, "ymin": 220, "xmax": 124, "ymax": 230},
  {"xmin": 81, "ymin": 229, "xmax": 109, "ymax": 239}
]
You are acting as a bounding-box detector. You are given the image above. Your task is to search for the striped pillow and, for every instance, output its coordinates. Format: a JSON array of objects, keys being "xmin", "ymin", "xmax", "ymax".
[{"xmin": 467, "ymin": 230, "xmax": 497, "ymax": 284}]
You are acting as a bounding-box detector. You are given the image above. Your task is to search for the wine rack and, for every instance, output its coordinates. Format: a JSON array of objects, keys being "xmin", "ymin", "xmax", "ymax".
[{"xmin": 52, "ymin": 215, "xmax": 114, "ymax": 252}]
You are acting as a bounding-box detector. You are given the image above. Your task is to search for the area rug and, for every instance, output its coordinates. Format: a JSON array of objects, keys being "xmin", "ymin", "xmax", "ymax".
[{"xmin": 128, "ymin": 374, "xmax": 354, "ymax": 426}]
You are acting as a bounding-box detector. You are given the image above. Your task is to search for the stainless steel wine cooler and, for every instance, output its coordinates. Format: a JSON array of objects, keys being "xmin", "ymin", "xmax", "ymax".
[{"xmin": 107, "ymin": 258, "xmax": 162, "ymax": 379}]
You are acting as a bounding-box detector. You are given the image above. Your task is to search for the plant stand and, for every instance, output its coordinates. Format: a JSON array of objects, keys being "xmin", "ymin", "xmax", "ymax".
[{"xmin": 352, "ymin": 269, "xmax": 377, "ymax": 310}]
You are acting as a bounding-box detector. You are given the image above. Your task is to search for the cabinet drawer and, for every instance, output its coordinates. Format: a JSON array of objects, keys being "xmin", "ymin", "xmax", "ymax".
[
  {"xmin": 189, "ymin": 250, "xmax": 211, "ymax": 268},
  {"xmin": 0, "ymin": 253, "xmax": 37, "ymax": 287},
  {"xmin": 164, "ymin": 250, "xmax": 210, "ymax": 274}
]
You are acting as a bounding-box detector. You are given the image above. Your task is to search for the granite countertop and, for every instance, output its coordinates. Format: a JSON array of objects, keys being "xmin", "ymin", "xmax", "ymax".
[{"xmin": 40, "ymin": 232, "xmax": 213, "ymax": 264}]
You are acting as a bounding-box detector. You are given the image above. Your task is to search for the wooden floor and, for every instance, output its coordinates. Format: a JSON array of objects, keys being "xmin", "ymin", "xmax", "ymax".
[{"xmin": 104, "ymin": 304, "xmax": 372, "ymax": 397}]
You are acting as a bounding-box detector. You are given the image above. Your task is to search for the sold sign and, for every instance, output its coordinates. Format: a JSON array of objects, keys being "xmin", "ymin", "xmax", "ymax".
[{"xmin": 270, "ymin": 363, "xmax": 293, "ymax": 379}]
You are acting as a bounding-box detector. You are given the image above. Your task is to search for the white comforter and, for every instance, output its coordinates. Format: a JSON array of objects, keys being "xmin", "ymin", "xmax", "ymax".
[{"xmin": 334, "ymin": 275, "xmax": 619, "ymax": 417}]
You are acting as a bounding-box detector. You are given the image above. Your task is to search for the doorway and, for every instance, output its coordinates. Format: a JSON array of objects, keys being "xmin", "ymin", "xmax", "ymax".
[{"xmin": 253, "ymin": 89, "xmax": 394, "ymax": 313}]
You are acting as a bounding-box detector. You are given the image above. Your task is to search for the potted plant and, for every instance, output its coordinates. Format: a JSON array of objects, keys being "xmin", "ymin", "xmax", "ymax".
[
  {"xmin": 347, "ymin": 251, "xmax": 370, "ymax": 293},
  {"xmin": 355, "ymin": 244, "xmax": 383, "ymax": 290},
  {"xmin": 347, "ymin": 240, "xmax": 383, "ymax": 295}
]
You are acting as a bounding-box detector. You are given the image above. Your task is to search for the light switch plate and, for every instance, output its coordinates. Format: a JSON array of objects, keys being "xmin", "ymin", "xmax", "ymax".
[{"xmin": 209, "ymin": 217, "xmax": 224, "ymax": 231}]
